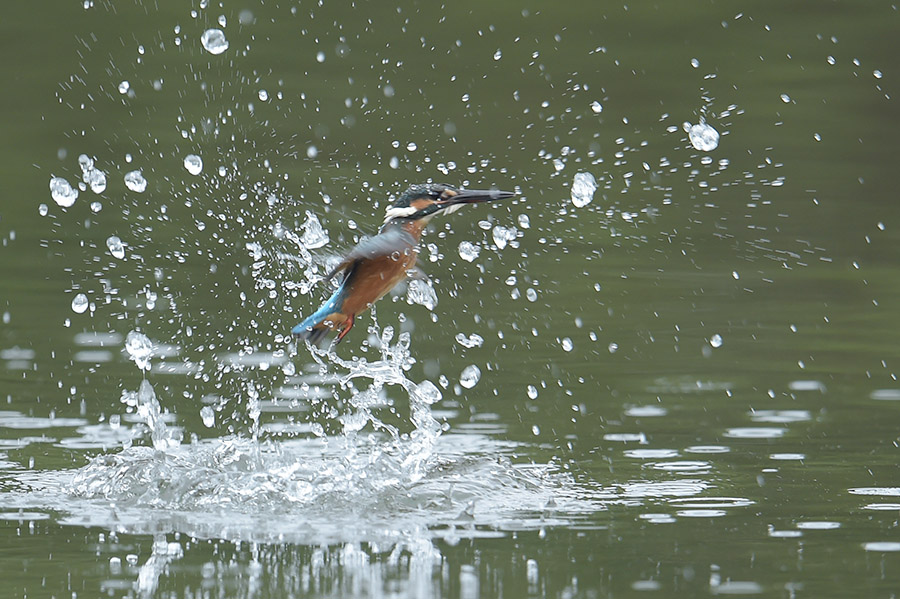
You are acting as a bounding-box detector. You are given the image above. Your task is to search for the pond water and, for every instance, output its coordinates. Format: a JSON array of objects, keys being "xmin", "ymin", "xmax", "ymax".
[{"xmin": 2, "ymin": 1, "xmax": 900, "ymax": 597}]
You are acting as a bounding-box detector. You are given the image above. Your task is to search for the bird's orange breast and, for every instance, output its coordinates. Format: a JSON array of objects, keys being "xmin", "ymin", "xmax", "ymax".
[{"xmin": 340, "ymin": 246, "xmax": 418, "ymax": 316}]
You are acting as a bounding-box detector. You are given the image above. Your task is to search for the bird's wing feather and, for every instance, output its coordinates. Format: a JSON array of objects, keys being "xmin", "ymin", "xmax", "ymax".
[{"xmin": 323, "ymin": 228, "xmax": 417, "ymax": 282}]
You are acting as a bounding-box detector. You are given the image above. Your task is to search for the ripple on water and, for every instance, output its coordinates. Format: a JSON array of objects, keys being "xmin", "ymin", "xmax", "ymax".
[
  {"xmin": 788, "ymin": 380, "xmax": 827, "ymax": 392},
  {"xmin": 638, "ymin": 513, "xmax": 676, "ymax": 524},
  {"xmin": 624, "ymin": 405, "xmax": 668, "ymax": 417},
  {"xmin": 796, "ymin": 521, "xmax": 841, "ymax": 530},
  {"xmin": 668, "ymin": 497, "xmax": 754, "ymax": 509},
  {"xmin": 750, "ymin": 410, "xmax": 810, "ymax": 423},
  {"xmin": 863, "ymin": 503, "xmax": 900, "ymax": 511},
  {"xmin": 648, "ymin": 460, "xmax": 712, "ymax": 473},
  {"xmin": 676, "ymin": 509, "xmax": 727, "ymax": 518},
  {"xmin": 849, "ymin": 487, "xmax": 900, "ymax": 496},
  {"xmin": 863, "ymin": 542, "xmax": 900, "ymax": 552},
  {"xmin": 0, "ymin": 511, "xmax": 52, "ymax": 522},
  {"xmin": 0, "ymin": 412, "xmax": 89, "ymax": 430},
  {"xmin": 769, "ymin": 453, "xmax": 805, "ymax": 461},
  {"xmin": 619, "ymin": 480, "xmax": 709, "ymax": 499},
  {"xmin": 724, "ymin": 427, "xmax": 786, "ymax": 439},
  {"xmin": 624, "ymin": 449, "xmax": 678, "ymax": 459},
  {"xmin": 685, "ymin": 445, "xmax": 731, "ymax": 454},
  {"xmin": 74, "ymin": 331, "xmax": 123, "ymax": 347},
  {"xmin": 604, "ymin": 433, "xmax": 647, "ymax": 443}
]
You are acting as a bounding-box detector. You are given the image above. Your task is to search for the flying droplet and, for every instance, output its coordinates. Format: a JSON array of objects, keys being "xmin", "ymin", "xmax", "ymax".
[
  {"xmin": 688, "ymin": 122, "xmax": 720, "ymax": 152},
  {"xmin": 106, "ymin": 236, "xmax": 125, "ymax": 260},
  {"xmin": 183, "ymin": 154, "xmax": 203, "ymax": 175},
  {"xmin": 124, "ymin": 170, "xmax": 147, "ymax": 192},
  {"xmin": 49, "ymin": 177, "xmax": 78, "ymax": 207},
  {"xmin": 710, "ymin": 334, "xmax": 723, "ymax": 348},
  {"xmin": 200, "ymin": 406, "xmax": 215, "ymax": 428},
  {"xmin": 458, "ymin": 241, "xmax": 480, "ymax": 262},
  {"xmin": 71, "ymin": 293, "xmax": 89, "ymax": 314},
  {"xmin": 460, "ymin": 364, "xmax": 481, "ymax": 389},
  {"xmin": 571, "ymin": 172, "xmax": 597, "ymax": 208},
  {"xmin": 201, "ymin": 28, "xmax": 229, "ymax": 55}
]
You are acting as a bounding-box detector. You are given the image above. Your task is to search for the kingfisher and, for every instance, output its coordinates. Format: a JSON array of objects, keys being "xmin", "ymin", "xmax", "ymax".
[{"xmin": 292, "ymin": 183, "xmax": 515, "ymax": 346}]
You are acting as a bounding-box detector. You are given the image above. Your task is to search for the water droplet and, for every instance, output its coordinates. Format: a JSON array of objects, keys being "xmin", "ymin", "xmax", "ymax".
[
  {"xmin": 455, "ymin": 333, "xmax": 484, "ymax": 349},
  {"xmin": 200, "ymin": 406, "xmax": 215, "ymax": 428},
  {"xmin": 38, "ymin": 204, "xmax": 48, "ymax": 216},
  {"xmin": 608, "ymin": 342, "xmax": 619, "ymax": 353},
  {"xmin": 561, "ymin": 337, "xmax": 573, "ymax": 352},
  {"xmin": 492, "ymin": 225, "xmax": 516, "ymax": 250},
  {"xmin": 407, "ymin": 279, "xmax": 438, "ymax": 310},
  {"xmin": 459, "ymin": 364, "xmax": 481, "ymax": 389},
  {"xmin": 873, "ymin": 69, "xmax": 883, "ymax": 79},
  {"xmin": 184, "ymin": 154, "xmax": 203, "ymax": 175},
  {"xmin": 106, "ymin": 236, "xmax": 125, "ymax": 260},
  {"xmin": 493, "ymin": 49, "xmax": 502, "ymax": 60},
  {"xmin": 125, "ymin": 331, "xmax": 153, "ymax": 371},
  {"xmin": 517, "ymin": 214, "xmax": 530, "ymax": 229},
  {"xmin": 389, "ymin": 156, "xmax": 400, "ymax": 169},
  {"xmin": 118, "ymin": 81, "xmax": 130, "ymax": 94},
  {"xmin": 688, "ymin": 122, "xmax": 720, "ymax": 151},
  {"xmin": 258, "ymin": 89, "xmax": 269, "ymax": 101},
  {"xmin": 691, "ymin": 58, "xmax": 700, "ymax": 68},
  {"xmin": 90, "ymin": 201, "xmax": 102, "ymax": 213},
  {"xmin": 71, "ymin": 293, "xmax": 89, "ymax": 314},
  {"xmin": 527, "ymin": 385, "xmax": 538, "ymax": 399},
  {"xmin": 780, "ymin": 93, "xmax": 791, "ymax": 103},
  {"xmin": 590, "ymin": 101, "xmax": 603, "ymax": 113},
  {"xmin": 571, "ymin": 172, "xmax": 597, "ymax": 208},
  {"xmin": 710, "ymin": 333, "xmax": 723, "ymax": 348},
  {"xmin": 316, "ymin": 51, "xmax": 326, "ymax": 63},
  {"xmin": 306, "ymin": 145, "xmax": 318, "ymax": 158},
  {"xmin": 406, "ymin": 142, "xmax": 417, "ymax": 151},
  {"xmin": 49, "ymin": 177, "xmax": 78, "ymax": 207},
  {"xmin": 123, "ymin": 170, "xmax": 147, "ymax": 192},
  {"xmin": 201, "ymin": 28, "xmax": 229, "ymax": 55},
  {"xmin": 458, "ymin": 241, "xmax": 480, "ymax": 262}
]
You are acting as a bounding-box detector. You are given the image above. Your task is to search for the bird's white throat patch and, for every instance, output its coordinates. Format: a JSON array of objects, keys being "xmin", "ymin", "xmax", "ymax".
[{"xmin": 383, "ymin": 205, "xmax": 418, "ymax": 223}]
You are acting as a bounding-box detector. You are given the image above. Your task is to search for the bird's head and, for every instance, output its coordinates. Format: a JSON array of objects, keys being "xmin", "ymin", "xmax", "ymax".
[{"xmin": 383, "ymin": 183, "xmax": 515, "ymax": 224}]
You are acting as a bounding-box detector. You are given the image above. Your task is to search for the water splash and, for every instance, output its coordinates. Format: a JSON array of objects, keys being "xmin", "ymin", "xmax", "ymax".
[
  {"xmin": 119, "ymin": 379, "xmax": 180, "ymax": 451},
  {"xmin": 125, "ymin": 330, "xmax": 153, "ymax": 371}
]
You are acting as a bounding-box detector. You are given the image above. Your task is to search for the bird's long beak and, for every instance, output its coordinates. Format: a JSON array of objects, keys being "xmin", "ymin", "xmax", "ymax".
[{"xmin": 438, "ymin": 188, "xmax": 516, "ymax": 208}]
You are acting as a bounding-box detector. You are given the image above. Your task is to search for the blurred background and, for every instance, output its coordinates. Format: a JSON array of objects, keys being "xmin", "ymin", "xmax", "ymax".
[{"xmin": 1, "ymin": 0, "xmax": 899, "ymax": 597}]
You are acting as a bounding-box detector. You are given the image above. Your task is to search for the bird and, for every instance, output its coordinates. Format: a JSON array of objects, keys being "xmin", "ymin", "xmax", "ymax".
[{"xmin": 292, "ymin": 183, "xmax": 515, "ymax": 346}]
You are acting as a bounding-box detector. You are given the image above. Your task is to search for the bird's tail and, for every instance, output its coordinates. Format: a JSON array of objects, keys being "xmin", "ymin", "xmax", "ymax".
[{"xmin": 292, "ymin": 310, "xmax": 354, "ymax": 348}]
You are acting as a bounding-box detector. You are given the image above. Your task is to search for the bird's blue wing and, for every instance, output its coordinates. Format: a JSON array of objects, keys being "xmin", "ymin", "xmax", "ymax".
[{"xmin": 323, "ymin": 228, "xmax": 417, "ymax": 282}]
